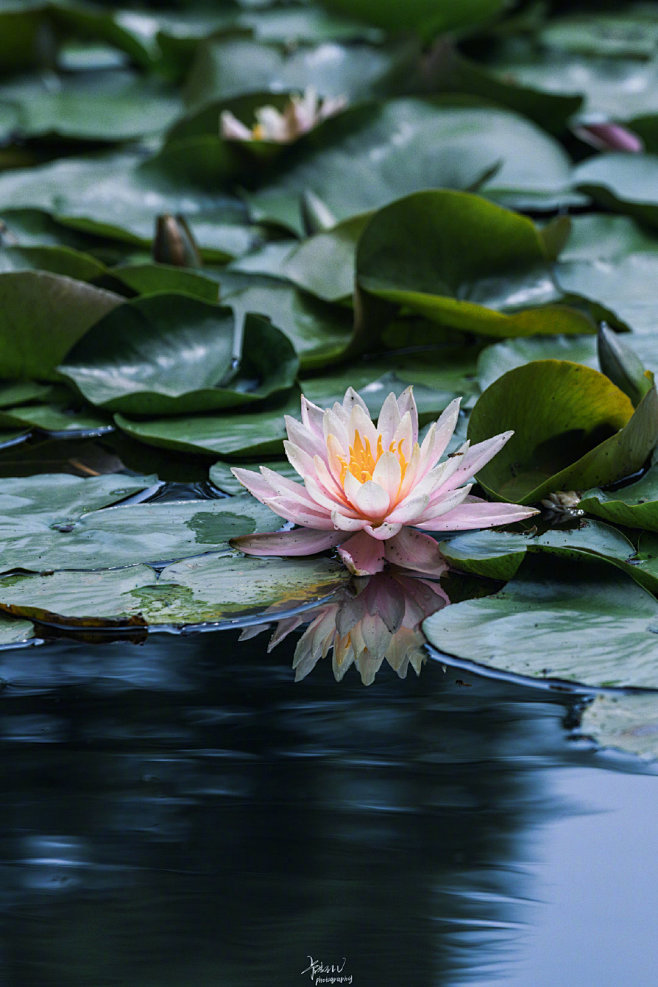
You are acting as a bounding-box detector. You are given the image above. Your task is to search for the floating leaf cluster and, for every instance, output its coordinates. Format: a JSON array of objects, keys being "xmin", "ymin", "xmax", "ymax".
[{"xmin": 3, "ymin": 0, "xmax": 658, "ymax": 754}]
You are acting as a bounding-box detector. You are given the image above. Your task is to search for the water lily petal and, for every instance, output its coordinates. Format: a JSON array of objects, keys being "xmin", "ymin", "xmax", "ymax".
[
  {"xmin": 231, "ymin": 528, "xmax": 344, "ymax": 556},
  {"xmin": 230, "ymin": 466, "xmax": 276, "ymax": 501},
  {"xmin": 396, "ymin": 387, "xmax": 419, "ymax": 444},
  {"xmin": 377, "ymin": 391, "xmax": 402, "ymax": 445},
  {"xmin": 300, "ymin": 395, "xmax": 326, "ymax": 439},
  {"xmin": 371, "ymin": 450, "xmax": 402, "ymax": 503},
  {"xmin": 416, "ymin": 500, "xmax": 538, "ymax": 531},
  {"xmin": 337, "ymin": 530, "xmax": 386, "ymax": 575},
  {"xmin": 330, "ymin": 509, "xmax": 368, "ymax": 532},
  {"xmin": 346, "ymin": 476, "xmax": 390, "ymax": 519},
  {"xmin": 363, "ymin": 520, "xmax": 403, "ymax": 540},
  {"xmin": 285, "ymin": 415, "xmax": 326, "ymax": 459},
  {"xmin": 383, "ymin": 528, "xmax": 448, "ymax": 577},
  {"xmin": 437, "ymin": 431, "xmax": 514, "ymax": 496}
]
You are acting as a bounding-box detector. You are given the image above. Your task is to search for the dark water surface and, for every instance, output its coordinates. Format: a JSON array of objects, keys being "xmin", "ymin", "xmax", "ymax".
[{"xmin": 0, "ymin": 631, "xmax": 655, "ymax": 987}]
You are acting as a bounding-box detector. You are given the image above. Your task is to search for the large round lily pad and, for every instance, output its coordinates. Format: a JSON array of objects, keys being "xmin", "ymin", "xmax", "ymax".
[
  {"xmin": 467, "ymin": 361, "xmax": 658, "ymax": 503},
  {"xmin": 59, "ymin": 296, "xmax": 298, "ymax": 416}
]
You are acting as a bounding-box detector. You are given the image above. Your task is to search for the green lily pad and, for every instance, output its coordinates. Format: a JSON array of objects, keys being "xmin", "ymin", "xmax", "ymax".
[
  {"xmin": 0, "ymin": 496, "xmax": 279, "ymax": 574},
  {"xmin": 218, "ymin": 276, "xmax": 353, "ymax": 371},
  {"xmin": 580, "ymin": 693, "xmax": 658, "ymax": 760},
  {"xmin": 0, "ymin": 473, "xmax": 158, "ymax": 525},
  {"xmin": 0, "ymin": 245, "xmax": 107, "ymax": 280},
  {"xmin": 476, "ymin": 335, "xmax": 598, "ymax": 392},
  {"xmin": 488, "ymin": 48, "xmax": 658, "ymax": 122},
  {"xmin": 0, "ymin": 272, "xmax": 122, "ymax": 380},
  {"xmin": 252, "ymin": 99, "xmax": 573, "ymax": 226},
  {"xmin": 0, "ymin": 553, "xmax": 346, "ymax": 628},
  {"xmin": 580, "ymin": 465, "xmax": 658, "ymax": 531},
  {"xmin": 281, "ymin": 212, "xmax": 371, "ymax": 302},
  {"xmin": 424, "ymin": 557, "xmax": 658, "ymax": 689},
  {"xmin": 561, "ymin": 214, "xmax": 658, "ymax": 262},
  {"xmin": 0, "ymin": 613, "xmax": 37, "ymax": 648},
  {"xmin": 115, "ymin": 389, "xmax": 302, "ymax": 459},
  {"xmin": 557, "ymin": 254, "xmax": 658, "ymax": 342},
  {"xmin": 183, "ymin": 37, "xmax": 410, "ymax": 108},
  {"xmin": 356, "ymin": 190, "xmax": 594, "ymax": 339},
  {"xmin": 0, "ymin": 151, "xmax": 257, "ymax": 257},
  {"xmin": 107, "ymin": 264, "xmax": 220, "ymax": 304},
  {"xmin": 0, "ymin": 70, "xmax": 181, "ymax": 142},
  {"xmin": 439, "ymin": 520, "xmax": 658, "ymax": 595},
  {"xmin": 0, "ymin": 381, "xmax": 55, "ymax": 408},
  {"xmin": 59, "ymin": 298, "xmax": 298, "ymax": 415},
  {"xmin": 318, "ymin": 0, "xmax": 506, "ymax": 37},
  {"xmin": 424, "ymin": 41, "xmax": 582, "ymax": 135},
  {"xmin": 467, "ymin": 361, "xmax": 658, "ymax": 504},
  {"xmin": 574, "ymin": 154, "xmax": 658, "ymax": 230},
  {"xmin": 0, "ymin": 401, "xmax": 112, "ymax": 435}
]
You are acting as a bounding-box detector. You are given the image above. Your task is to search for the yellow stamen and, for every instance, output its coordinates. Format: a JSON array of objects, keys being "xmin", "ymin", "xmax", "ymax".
[
  {"xmin": 252, "ymin": 123, "xmax": 265, "ymax": 140},
  {"xmin": 337, "ymin": 429, "xmax": 410, "ymax": 487}
]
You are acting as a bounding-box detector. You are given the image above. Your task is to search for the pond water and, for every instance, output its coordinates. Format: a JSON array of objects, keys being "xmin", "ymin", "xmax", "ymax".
[{"xmin": 0, "ymin": 630, "xmax": 655, "ymax": 986}]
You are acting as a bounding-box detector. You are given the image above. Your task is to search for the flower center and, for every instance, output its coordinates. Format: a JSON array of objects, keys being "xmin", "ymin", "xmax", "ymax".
[{"xmin": 338, "ymin": 430, "xmax": 409, "ymax": 486}]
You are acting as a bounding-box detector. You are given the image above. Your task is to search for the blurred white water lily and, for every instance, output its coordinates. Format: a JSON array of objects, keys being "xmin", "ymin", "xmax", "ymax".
[
  {"xmin": 242, "ymin": 570, "xmax": 449, "ymax": 685},
  {"xmin": 220, "ymin": 88, "xmax": 347, "ymax": 143},
  {"xmin": 231, "ymin": 387, "xmax": 538, "ymax": 576}
]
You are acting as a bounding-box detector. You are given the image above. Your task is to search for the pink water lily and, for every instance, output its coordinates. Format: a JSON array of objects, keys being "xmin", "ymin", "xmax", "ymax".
[
  {"xmin": 231, "ymin": 387, "xmax": 537, "ymax": 576},
  {"xmin": 220, "ymin": 88, "xmax": 347, "ymax": 144}
]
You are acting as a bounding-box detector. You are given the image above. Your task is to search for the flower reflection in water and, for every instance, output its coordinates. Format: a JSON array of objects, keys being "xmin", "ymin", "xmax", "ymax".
[{"xmin": 241, "ymin": 568, "xmax": 448, "ymax": 685}]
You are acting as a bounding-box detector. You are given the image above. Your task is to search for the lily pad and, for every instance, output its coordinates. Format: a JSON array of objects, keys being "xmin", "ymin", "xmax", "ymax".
[
  {"xmin": 0, "ymin": 401, "xmax": 112, "ymax": 436},
  {"xmin": 580, "ymin": 693, "xmax": 658, "ymax": 760},
  {"xmin": 59, "ymin": 294, "xmax": 299, "ymax": 415},
  {"xmin": 476, "ymin": 335, "xmax": 598, "ymax": 392},
  {"xmin": 0, "ymin": 272, "xmax": 122, "ymax": 380},
  {"xmin": 252, "ymin": 99, "xmax": 573, "ymax": 226},
  {"xmin": 281, "ymin": 212, "xmax": 371, "ymax": 302},
  {"xmin": 0, "ymin": 614, "xmax": 38, "ymax": 648},
  {"xmin": 580, "ymin": 465, "xmax": 658, "ymax": 531},
  {"xmin": 318, "ymin": 0, "xmax": 507, "ymax": 38},
  {"xmin": 0, "ymin": 151, "xmax": 257, "ymax": 257},
  {"xmin": 574, "ymin": 154, "xmax": 658, "ymax": 230},
  {"xmin": 183, "ymin": 37, "xmax": 411, "ymax": 108},
  {"xmin": 59, "ymin": 297, "xmax": 298, "ymax": 415},
  {"xmin": 215, "ymin": 273, "xmax": 353, "ymax": 369},
  {"xmin": 0, "ymin": 554, "xmax": 347, "ymax": 628},
  {"xmin": 356, "ymin": 190, "xmax": 594, "ymax": 338},
  {"xmin": 0, "ymin": 70, "xmax": 181, "ymax": 142},
  {"xmin": 115, "ymin": 389, "xmax": 302, "ymax": 459},
  {"xmin": 467, "ymin": 361, "xmax": 658, "ymax": 504},
  {"xmin": 0, "ymin": 245, "xmax": 107, "ymax": 280},
  {"xmin": 209, "ymin": 459, "xmax": 298, "ymax": 495},
  {"xmin": 0, "ymin": 497, "xmax": 280, "ymax": 574},
  {"xmin": 424, "ymin": 558, "xmax": 658, "ymax": 690},
  {"xmin": 439, "ymin": 520, "xmax": 658, "ymax": 595}
]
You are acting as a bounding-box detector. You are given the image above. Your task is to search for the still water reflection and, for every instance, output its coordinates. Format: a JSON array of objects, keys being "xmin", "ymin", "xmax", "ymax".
[{"xmin": 0, "ymin": 630, "xmax": 655, "ymax": 987}]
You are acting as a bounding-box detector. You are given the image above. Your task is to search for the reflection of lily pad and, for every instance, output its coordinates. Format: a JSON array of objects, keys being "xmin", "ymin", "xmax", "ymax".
[
  {"xmin": 468, "ymin": 361, "xmax": 658, "ymax": 504},
  {"xmin": 0, "ymin": 554, "xmax": 347, "ymax": 629},
  {"xmin": 580, "ymin": 693, "xmax": 658, "ymax": 760},
  {"xmin": 60, "ymin": 298, "xmax": 298, "ymax": 416},
  {"xmin": 424, "ymin": 558, "xmax": 658, "ymax": 690}
]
